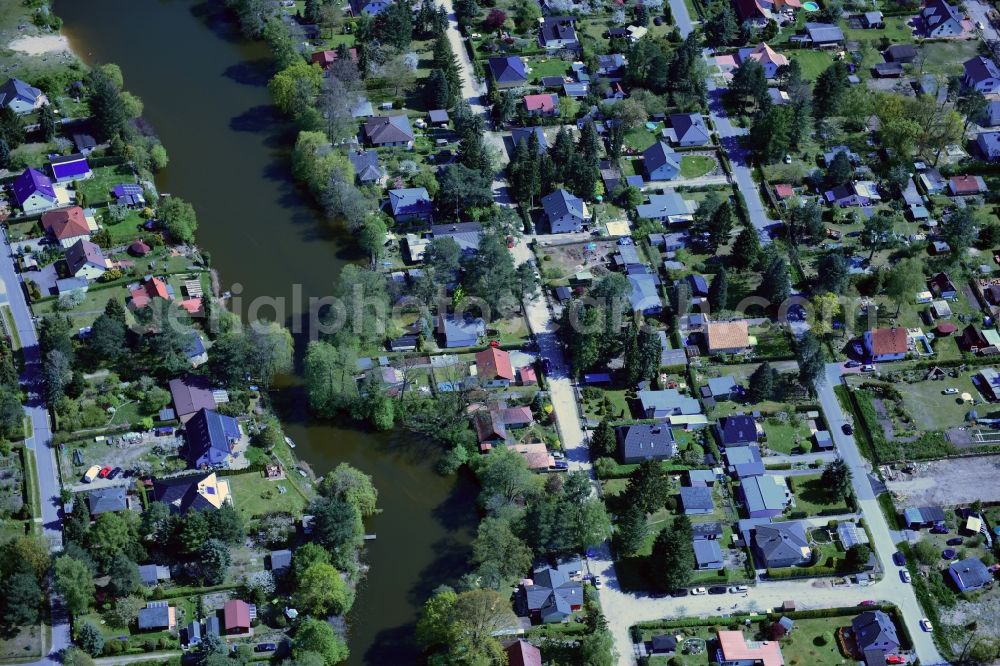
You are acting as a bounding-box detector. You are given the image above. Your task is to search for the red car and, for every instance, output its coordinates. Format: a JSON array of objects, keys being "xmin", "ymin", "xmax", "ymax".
[
  {"xmin": 886, "ymin": 656, "xmax": 906, "ymax": 665},
  {"xmin": 98, "ymin": 465, "xmax": 113, "ymax": 478},
  {"xmin": 859, "ymin": 600, "xmax": 876, "ymax": 606}
]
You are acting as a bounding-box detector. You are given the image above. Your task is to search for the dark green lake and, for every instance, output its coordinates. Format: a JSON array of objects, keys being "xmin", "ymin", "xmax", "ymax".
[{"xmin": 57, "ymin": 2, "xmax": 475, "ymax": 663}]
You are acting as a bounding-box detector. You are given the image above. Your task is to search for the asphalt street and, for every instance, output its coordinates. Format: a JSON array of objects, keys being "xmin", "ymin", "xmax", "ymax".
[{"xmin": 1, "ymin": 229, "xmax": 70, "ymax": 663}]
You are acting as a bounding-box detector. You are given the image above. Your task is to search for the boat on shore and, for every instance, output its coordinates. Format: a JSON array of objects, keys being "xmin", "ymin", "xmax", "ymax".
[{"xmin": 284, "ymin": 436, "xmax": 296, "ymax": 449}]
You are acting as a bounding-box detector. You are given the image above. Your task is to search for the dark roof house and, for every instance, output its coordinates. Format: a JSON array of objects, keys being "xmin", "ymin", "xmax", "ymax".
[
  {"xmin": 488, "ymin": 56, "xmax": 528, "ymax": 88},
  {"xmin": 87, "ymin": 486, "xmax": 127, "ymax": 515},
  {"xmin": 185, "ymin": 408, "xmax": 241, "ymax": 469},
  {"xmin": 364, "ymin": 115, "xmax": 414, "ymax": 147},
  {"xmin": 949, "ymin": 557, "xmax": 992, "ymax": 592},
  {"xmin": 852, "ymin": 610, "xmax": 901, "ymax": 653},
  {"xmin": 754, "ymin": 521, "xmax": 810, "ymax": 568},
  {"xmin": 616, "ymin": 424, "xmax": 677, "ymax": 463}
]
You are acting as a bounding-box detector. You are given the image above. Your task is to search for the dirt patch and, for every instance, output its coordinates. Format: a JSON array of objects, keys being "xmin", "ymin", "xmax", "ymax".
[
  {"xmin": 883, "ymin": 454, "xmax": 1000, "ymax": 506},
  {"xmin": 537, "ymin": 240, "xmax": 620, "ymax": 282},
  {"xmin": 940, "ymin": 590, "xmax": 1000, "ymax": 657}
]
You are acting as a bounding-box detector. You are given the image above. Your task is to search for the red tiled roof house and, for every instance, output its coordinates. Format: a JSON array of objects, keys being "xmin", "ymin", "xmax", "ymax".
[
  {"xmin": 223, "ymin": 599, "xmax": 252, "ymax": 634},
  {"xmin": 863, "ymin": 327, "xmax": 908, "ymax": 362},
  {"xmin": 476, "ymin": 347, "xmax": 515, "ymax": 387}
]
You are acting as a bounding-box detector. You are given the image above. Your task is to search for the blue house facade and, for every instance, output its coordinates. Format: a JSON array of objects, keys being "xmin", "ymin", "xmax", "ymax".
[{"xmin": 642, "ymin": 142, "xmax": 681, "ymax": 181}]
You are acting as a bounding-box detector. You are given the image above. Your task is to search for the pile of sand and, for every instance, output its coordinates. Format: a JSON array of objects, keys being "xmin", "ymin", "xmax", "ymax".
[{"xmin": 7, "ymin": 34, "xmax": 71, "ymax": 55}]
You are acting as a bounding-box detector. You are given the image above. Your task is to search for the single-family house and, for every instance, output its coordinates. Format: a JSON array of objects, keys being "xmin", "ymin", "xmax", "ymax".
[
  {"xmin": 597, "ymin": 53, "xmax": 627, "ymax": 80},
  {"xmin": 432, "ymin": 222, "xmax": 482, "ymax": 253},
  {"xmin": 138, "ymin": 564, "xmax": 171, "ymax": 587},
  {"xmin": 129, "ymin": 276, "xmax": 172, "ymax": 310},
  {"xmin": 476, "ymin": 347, "xmax": 514, "ymax": 387},
  {"xmin": 474, "ymin": 410, "xmax": 508, "ymax": 448},
  {"xmin": 964, "ymin": 56, "xmax": 1000, "ymax": 93},
  {"xmin": 949, "ymin": 557, "xmax": 992, "ymax": 592},
  {"xmin": 511, "ymin": 127, "xmax": 548, "ymax": 153},
  {"xmin": 49, "ymin": 154, "xmax": 92, "ymax": 183},
  {"xmin": 636, "ymin": 191, "xmax": 693, "ymax": 224},
  {"xmin": 627, "ymin": 272, "xmax": 662, "ymax": 315},
  {"xmin": 805, "ymin": 22, "xmax": 845, "ymax": 47},
  {"xmin": 42, "ymin": 207, "xmax": 91, "ymax": 248},
  {"xmin": 642, "ymin": 142, "xmax": 681, "ymax": 181},
  {"xmin": 506, "ymin": 640, "xmax": 542, "ymax": 666},
  {"xmin": 716, "ymin": 415, "xmax": 760, "ymax": 447},
  {"xmin": 349, "ymin": 0, "xmax": 390, "ymax": 15},
  {"xmin": 12, "ymin": 168, "xmax": 58, "ymax": 213},
  {"xmin": 928, "ymin": 272, "xmax": 957, "ymax": 299},
  {"xmin": 73, "ymin": 133, "xmax": 98, "ymax": 154},
  {"xmin": 223, "ymin": 600, "xmax": 252, "ymax": 634},
  {"xmin": 741, "ymin": 474, "xmax": 791, "ymax": 518},
  {"xmin": 87, "ymin": 486, "xmax": 127, "ymax": 516},
  {"xmin": 716, "ymin": 630, "xmax": 785, "ymax": 666},
  {"xmin": 863, "ymin": 327, "xmax": 908, "ymax": 362},
  {"xmin": 65, "ymin": 239, "xmax": 108, "ymax": 280},
  {"xmin": 364, "ymin": 115, "xmax": 414, "ymax": 148},
  {"xmin": 902, "ymin": 505, "xmax": 946, "ymax": 528},
  {"xmin": 186, "ymin": 621, "xmax": 202, "ymax": 647},
  {"xmin": 922, "ymin": 0, "xmax": 964, "ymax": 37},
  {"xmin": 518, "ymin": 559, "xmax": 584, "ymax": 623},
  {"xmin": 388, "ymin": 187, "xmax": 432, "ymax": 222},
  {"xmin": 884, "ymin": 44, "xmax": 917, "ymax": 63},
  {"xmin": 542, "ymin": 188, "xmax": 589, "ymax": 233},
  {"xmin": 707, "ymin": 375, "xmax": 739, "ymax": 401},
  {"xmin": 705, "ymin": 320, "xmax": 750, "ymax": 354},
  {"xmin": 693, "ymin": 538, "xmax": 724, "ymax": 569},
  {"xmin": 438, "ymin": 313, "xmax": 485, "ymax": 348},
  {"xmin": 638, "ymin": 389, "xmax": 702, "ymax": 420},
  {"xmin": 524, "ymin": 93, "xmax": 559, "ymax": 117},
  {"xmin": 824, "ymin": 181, "xmax": 881, "ymax": 207},
  {"xmin": 169, "ymin": 376, "xmax": 218, "ymax": 423},
  {"xmin": 753, "ymin": 521, "xmax": 810, "ymax": 567},
  {"xmin": 539, "ymin": 16, "xmax": 579, "ymax": 50},
  {"xmin": 112, "ymin": 183, "xmax": 145, "ymax": 207},
  {"xmin": 949, "ymin": 175, "xmax": 987, "ymax": 196},
  {"xmin": 0, "ymin": 78, "xmax": 43, "ymax": 114},
  {"xmin": 488, "ymin": 56, "xmax": 528, "ymax": 89},
  {"xmin": 311, "ymin": 48, "xmax": 359, "ymax": 67},
  {"xmin": 852, "ymin": 610, "xmax": 901, "ymax": 653},
  {"xmin": 137, "ymin": 603, "xmax": 176, "ymax": 632},
  {"xmin": 349, "ymin": 150, "xmax": 387, "ymax": 186},
  {"xmin": 977, "ymin": 131, "xmax": 1000, "ymax": 161},
  {"xmin": 185, "ymin": 408, "xmax": 241, "ymax": 469},
  {"xmin": 668, "ymin": 113, "xmax": 711, "ymax": 146},
  {"xmin": 725, "ymin": 445, "xmax": 765, "ymax": 478},
  {"xmin": 617, "ymin": 424, "xmax": 677, "ymax": 463},
  {"xmin": 737, "ymin": 43, "xmax": 789, "ymax": 78},
  {"xmin": 680, "ymin": 486, "xmax": 714, "ymax": 515}
]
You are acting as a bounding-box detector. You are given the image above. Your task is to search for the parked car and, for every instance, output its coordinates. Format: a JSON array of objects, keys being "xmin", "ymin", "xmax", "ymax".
[
  {"xmin": 942, "ymin": 388, "xmax": 959, "ymax": 395},
  {"xmin": 859, "ymin": 600, "xmax": 876, "ymax": 606},
  {"xmin": 107, "ymin": 467, "xmax": 123, "ymax": 480},
  {"xmin": 592, "ymin": 576, "xmax": 603, "ymax": 589},
  {"xmin": 892, "ymin": 551, "xmax": 906, "ymax": 566},
  {"xmin": 900, "ymin": 570, "xmax": 912, "ymax": 583},
  {"xmin": 886, "ymin": 656, "xmax": 906, "ymax": 665},
  {"xmin": 255, "ymin": 643, "xmax": 277, "ymax": 653},
  {"xmin": 861, "ymin": 364, "xmax": 876, "ymax": 372},
  {"xmin": 728, "ymin": 585, "xmax": 749, "ymax": 593},
  {"xmin": 98, "ymin": 465, "xmax": 113, "ymax": 478},
  {"xmin": 691, "ymin": 587, "xmax": 708, "ymax": 595},
  {"xmin": 845, "ymin": 360, "xmax": 860, "ymax": 368},
  {"xmin": 930, "ymin": 525, "xmax": 949, "ymax": 534},
  {"xmin": 708, "ymin": 586, "xmax": 727, "ymax": 595},
  {"xmin": 670, "ymin": 588, "xmax": 689, "ymax": 597},
  {"xmin": 920, "ymin": 618, "xmax": 933, "ymax": 632},
  {"xmin": 946, "ymin": 537, "xmax": 964, "ymax": 546},
  {"xmin": 82, "ymin": 465, "xmax": 101, "ymax": 483},
  {"xmin": 842, "ymin": 423, "xmax": 854, "ymax": 435}
]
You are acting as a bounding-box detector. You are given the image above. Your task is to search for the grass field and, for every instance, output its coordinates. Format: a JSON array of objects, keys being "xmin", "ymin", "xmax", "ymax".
[
  {"xmin": 74, "ymin": 164, "xmax": 136, "ymax": 207},
  {"xmin": 526, "ymin": 57, "xmax": 571, "ymax": 83},
  {"xmin": 763, "ymin": 419, "xmax": 813, "ymax": 455},
  {"xmin": 841, "ymin": 16, "xmax": 916, "ymax": 44},
  {"xmin": 790, "ymin": 50, "xmax": 835, "ymax": 81},
  {"xmin": 919, "ymin": 40, "xmax": 981, "ymax": 78},
  {"xmin": 680, "ymin": 155, "xmax": 716, "ymax": 179},
  {"xmin": 625, "ymin": 126, "xmax": 658, "ymax": 152}
]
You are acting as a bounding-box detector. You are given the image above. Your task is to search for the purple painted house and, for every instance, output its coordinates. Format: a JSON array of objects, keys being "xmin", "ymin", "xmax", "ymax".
[
  {"xmin": 12, "ymin": 168, "xmax": 58, "ymax": 213},
  {"xmin": 49, "ymin": 153, "xmax": 92, "ymax": 183}
]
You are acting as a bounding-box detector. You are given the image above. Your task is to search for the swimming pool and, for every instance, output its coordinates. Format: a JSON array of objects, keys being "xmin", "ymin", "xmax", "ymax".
[{"xmin": 803, "ymin": 1, "xmax": 819, "ymax": 10}]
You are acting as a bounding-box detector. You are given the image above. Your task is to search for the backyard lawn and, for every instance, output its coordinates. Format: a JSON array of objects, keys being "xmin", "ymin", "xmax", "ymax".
[
  {"xmin": 680, "ymin": 155, "xmax": 716, "ymax": 179},
  {"xmin": 841, "ymin": 16, "xmax": 916, "ymax": 43},
  {"xmin": 790, "ymin": 50, "xmax": 835, "ymax": 81},
  {"xmin": 74, "ymin": 164, "xmax": 137, "ymax": 207},
  {"xmin": 103, "ymin": 210, "xmax": 148, "ymax": 244},
  {"xmin": 763, "ymin": 418, "xmax": 813, "ymax": 455},
  {"xmin": 229, "ymin": 470, "xmax": 308, "ymax": 519},
  {"xmin": 581, "ymin": 388, "xmax": 631, "ymax": 422},
  {"xmin": 919, "ymin": 40, "xmax": 981, "ymax": 77},
  {"xmin": 526, "ymin": 57, "xmax": 571, "ymax": 83},
  {"xmin": 894, "ymin": 375, "xmax": 978, "ymax": 431},
  {"xmin": 790, "ymin": 473, "xmax": 852, "ymax": 516},
  {"xmin": 625, "ymin": 126, "xmax": 658, "ymax": 151},
  {"xmin": 780, "ymin": 617, "xmax": 855, "ymax": 665}
]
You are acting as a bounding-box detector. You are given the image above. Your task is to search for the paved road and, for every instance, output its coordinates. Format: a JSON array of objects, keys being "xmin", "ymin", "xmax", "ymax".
[
  {"xmin": 668, "ymin": 0, "xmax": 778, "ymax": 244},
  {"xmin": 438, "ymin": 0, "xmax": 487, "ymax": 115},
  {"xmin": 967, "ymin": 0, "xmax": 999, "ymax": 42},
  {"xmin": 1, "ymin": 229, "xmax": 70, "ymax": 664},
  {"xmin": 816, "ymin": 364, "xmax": 945, "ymax": 665}
]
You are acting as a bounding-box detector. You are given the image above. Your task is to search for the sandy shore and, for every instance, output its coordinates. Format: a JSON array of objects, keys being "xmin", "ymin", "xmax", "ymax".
[{"xmin": 7, "ymin": 34, "xmax": 71, "ymax": 55}]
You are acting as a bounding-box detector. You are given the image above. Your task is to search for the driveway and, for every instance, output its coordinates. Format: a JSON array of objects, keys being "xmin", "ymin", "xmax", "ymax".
[
  {"xmin": 0, "ymin": 228, "xmax": 70, "ymax": 663},
  {"xmin": 966, "ymin": 0, "xmax": 999, "ymax": 41},
  {"xmin": 438, "ymin": 0, "xmax": 487, "ymax": 114}
]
